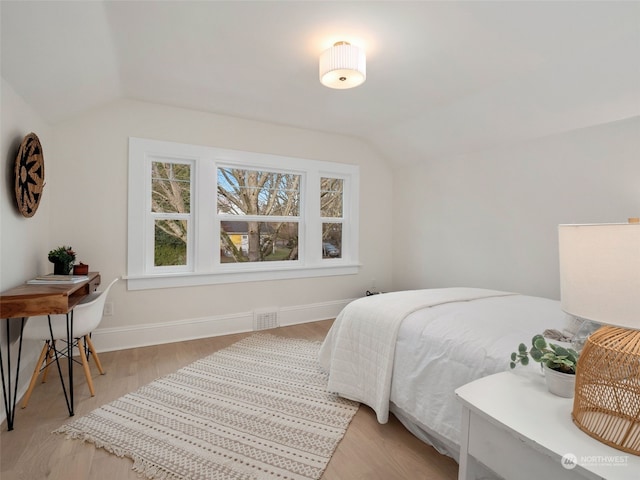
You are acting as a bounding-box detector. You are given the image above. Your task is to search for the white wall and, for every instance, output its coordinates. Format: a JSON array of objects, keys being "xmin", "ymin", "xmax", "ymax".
[
  {"xmin": 1, "ymin": 77, "xmax": 54, "ymax": 423},
  {"xmin": 48, "ymin": 99, "xmax": 394, "ymax": 349},
  {"xmin": 392, "ymin": 116, "xmax": 640, "ymax": 299},
  {"xmin": 1, "ymin": 78, "xmax": 53, "ymax": 289}
]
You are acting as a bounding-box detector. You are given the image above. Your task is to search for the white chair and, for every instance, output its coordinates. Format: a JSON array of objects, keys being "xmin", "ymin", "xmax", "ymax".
[{"xmin": 21, "ymin": 277, "xmax": 118, "ymax": 409}]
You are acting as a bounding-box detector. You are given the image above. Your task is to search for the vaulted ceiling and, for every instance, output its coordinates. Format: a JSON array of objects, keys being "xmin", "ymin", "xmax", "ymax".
[{"xmin": 2, "ymin": 1, "xmax": 639, "ymax": 166}]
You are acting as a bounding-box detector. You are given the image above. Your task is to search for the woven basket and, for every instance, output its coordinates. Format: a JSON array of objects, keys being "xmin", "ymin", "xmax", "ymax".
[{"xmin": 572, "ymin": 325, "xmax": 640, "ymax": 455}]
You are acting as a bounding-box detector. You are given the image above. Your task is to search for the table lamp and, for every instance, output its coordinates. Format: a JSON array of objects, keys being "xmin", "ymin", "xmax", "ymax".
[{"xmin": 558, "ymin": 219, "xmax": 640, "ymax": 455}]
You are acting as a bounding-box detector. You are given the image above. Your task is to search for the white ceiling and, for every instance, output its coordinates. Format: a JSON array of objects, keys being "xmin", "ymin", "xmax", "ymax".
[{"xmin": 2, "ymin": 1, "xmax": 639, "ymax": 166}]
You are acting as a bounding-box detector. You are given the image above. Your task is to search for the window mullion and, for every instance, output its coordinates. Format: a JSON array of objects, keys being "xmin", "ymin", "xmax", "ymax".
[{"xmin": 305, "ymin": 171, "xmax": 321, "ymax": 264}]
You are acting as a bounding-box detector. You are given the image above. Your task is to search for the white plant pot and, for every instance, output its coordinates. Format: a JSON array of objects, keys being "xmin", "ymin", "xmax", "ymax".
[{"xmin": 543, "ymin": 364, "xmax": 576, "ymax": 398}]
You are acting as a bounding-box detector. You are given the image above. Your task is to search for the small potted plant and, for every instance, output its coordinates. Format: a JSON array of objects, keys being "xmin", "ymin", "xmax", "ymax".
[
  {"xmin": 48, "ymin": 246, "xmax": 76, "ymax": 275},
  {"xmin": 510, "ymin": 334, "xmax": 579, "ymax": 397}
]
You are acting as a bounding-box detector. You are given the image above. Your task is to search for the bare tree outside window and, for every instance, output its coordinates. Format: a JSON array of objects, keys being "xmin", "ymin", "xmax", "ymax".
[
  {"xmin": 320, "ymin": 177, "xmax": 343, "ymax": 217},
  {"xmin": 217, "ymin": 167, "xmax": 300, "ymax": 262},
  {"xmin": 151, "ymin": 162, "xmax": 190, "ymax": 266}
]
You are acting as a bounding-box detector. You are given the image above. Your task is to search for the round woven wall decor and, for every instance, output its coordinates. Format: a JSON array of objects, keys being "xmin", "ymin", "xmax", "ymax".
[{"xmin": 14, "ymin": 132, "xmax": 45, "ymax": 217}]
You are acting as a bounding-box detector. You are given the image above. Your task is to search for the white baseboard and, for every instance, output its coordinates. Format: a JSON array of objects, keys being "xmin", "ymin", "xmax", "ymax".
[
  {"xmin": 92, "ymin": 298, "xmax": 353, "ymax": 353},
  {"xmin": 0, "ymin": 298, "xmax": 353, "ymax": 426}
]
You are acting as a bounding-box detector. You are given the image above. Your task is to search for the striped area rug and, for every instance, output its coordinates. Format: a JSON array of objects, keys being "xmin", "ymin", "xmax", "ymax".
[{"xmin": 54, "ymin": 333, "xmax": 359, "ymax": 480}]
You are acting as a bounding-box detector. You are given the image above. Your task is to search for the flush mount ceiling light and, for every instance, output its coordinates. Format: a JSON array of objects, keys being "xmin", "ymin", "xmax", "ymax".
[{"xmin": 319, "ymin": 41, "xmax": 366, "ymax": 89}]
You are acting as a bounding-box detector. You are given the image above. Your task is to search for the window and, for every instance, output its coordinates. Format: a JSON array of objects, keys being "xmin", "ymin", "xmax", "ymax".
[
  {"xmin": 218, "ymin": 167, "xmax": 301, "ymax": 263},
  {"xmin": 128, "ymin": 138, "xmax": 359, "ymax": 290},
  {"xmin": 151, "ymin": 161, "xmax": 191, "ymax": 268},
  {"xmin": 321, "ymin": 177, "xmax": 343, "ymax": 259}
]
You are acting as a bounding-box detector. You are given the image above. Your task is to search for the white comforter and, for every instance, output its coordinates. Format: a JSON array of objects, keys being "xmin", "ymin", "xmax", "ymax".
[
  {"xmin": 319, "ymin": 287, "xmax": 568, "ymax": 458},
  {"xmin": 318, "ymin": 287, "xmax": 517, "ymax": 423},
  {"xmin": 393, "ymin": 292, "xmax": 567, "ymax": 452}
]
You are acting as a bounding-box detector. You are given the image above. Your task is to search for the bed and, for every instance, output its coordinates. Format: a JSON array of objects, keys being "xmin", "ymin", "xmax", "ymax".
[{"xmin": 318, "ymin": 287, "xmax": 571, "ymax": 464}]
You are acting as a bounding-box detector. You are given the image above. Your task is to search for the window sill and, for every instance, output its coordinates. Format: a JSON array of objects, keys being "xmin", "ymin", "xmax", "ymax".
[{"xmin": 125, "ymin": 263, "xmax": 361, "ymax": 290}]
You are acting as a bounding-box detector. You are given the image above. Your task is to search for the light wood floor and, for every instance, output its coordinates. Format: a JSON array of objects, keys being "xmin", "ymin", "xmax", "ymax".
[{"xmin": 1, "ymin": 319, "xmax": 458, "ymax": 480}]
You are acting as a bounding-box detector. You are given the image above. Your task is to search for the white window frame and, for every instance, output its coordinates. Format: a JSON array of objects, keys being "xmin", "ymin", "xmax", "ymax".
[{"xmin": 127, "ymin": 137, "xmax": 360, "ymax": 290}]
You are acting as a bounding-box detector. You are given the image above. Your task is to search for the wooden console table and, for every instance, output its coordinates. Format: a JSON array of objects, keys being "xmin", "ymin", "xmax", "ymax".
[{"xmin": 0, "ymin": 272, "xmax": 101, "ymax": 430}]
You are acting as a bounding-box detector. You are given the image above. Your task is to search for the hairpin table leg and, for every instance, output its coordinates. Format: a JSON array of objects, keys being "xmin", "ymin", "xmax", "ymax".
[
  {"xmin": 0, "ymin": 318, "xmax": 26, "ymax": 431},
  {"xmin": 47, "ymin": 312, "xmax": 75, "ymax": 416}
]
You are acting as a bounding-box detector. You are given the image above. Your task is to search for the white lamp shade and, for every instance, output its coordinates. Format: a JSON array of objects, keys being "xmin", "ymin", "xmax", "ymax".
[
  {"xmin": 559, "ymin": 223, "xmax": 640, "ymax": 329},
  {"xmin": 319, "ymin": 42, "xmax": 366, "ymax": 89}
]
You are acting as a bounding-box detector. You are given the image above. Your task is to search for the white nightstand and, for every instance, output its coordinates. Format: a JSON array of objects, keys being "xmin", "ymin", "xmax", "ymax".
[{"xmin": 455, "ymin": 371, "xmax": 640, "ymax": 480}]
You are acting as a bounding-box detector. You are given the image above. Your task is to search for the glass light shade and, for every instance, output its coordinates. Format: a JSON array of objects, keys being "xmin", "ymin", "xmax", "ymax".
[
  {"xmin": 558, "ymin": 222, "xmax": 640, "ymax": 329},
  {"xmin": 319, "ymin": 42, "xmax": 366, "ymax": 89}
]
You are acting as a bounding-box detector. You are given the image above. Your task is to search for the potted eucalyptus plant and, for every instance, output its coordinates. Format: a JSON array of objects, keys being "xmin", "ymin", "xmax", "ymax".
[
  {"xmin": 510, "ymin": 334, "xmax": 579, "ymax": 398},
  {"xmin": 48, "ymin": 246, "xmax": 76, "ymax": 275}
]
